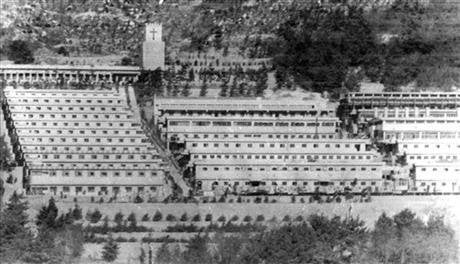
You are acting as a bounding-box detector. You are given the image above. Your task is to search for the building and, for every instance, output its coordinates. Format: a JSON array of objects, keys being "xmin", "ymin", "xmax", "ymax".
[
  {"xmin": 0, "ymin": 62, "xmax": 141, "ymax": 84},
  {"xmin": 143, "ymin": 23, "xmax": 165, "ymax": 71},
  {"xmin": 154, "ymin": 95, "xmax": 392, "ymax": 195},
  {"xmin": 1, "ymin": 84, "xmax": 167, "ymax": 198},
  {"xmin": 343, "ymin": 91, "xmax": 460, "ymax": 193}
]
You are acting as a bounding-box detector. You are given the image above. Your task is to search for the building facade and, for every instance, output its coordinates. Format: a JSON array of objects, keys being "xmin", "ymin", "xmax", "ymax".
[
  {"xmin": 2, "ymin": 85, "xmax": 167, "ymax": 198},
  {"xmin": 154, "ymin": 95, "xmax": 393, "ymax": 195}
]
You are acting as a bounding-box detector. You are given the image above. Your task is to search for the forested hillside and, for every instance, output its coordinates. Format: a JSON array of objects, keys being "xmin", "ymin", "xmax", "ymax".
[{"xmin": 1, "ymin": 0, "xmax": 459, "ymax": 93}]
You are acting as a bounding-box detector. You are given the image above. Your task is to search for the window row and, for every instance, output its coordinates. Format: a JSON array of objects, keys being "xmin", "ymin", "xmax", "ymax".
[
  {"xmin": 409, "ymin": 155, "xmax": 458, "ymax": 161},
  {"xmin": 193, "ymin": 154, "xmax": 374, "ymax": 161},
  {"xmin": 170, "ymin": 120, "xmax": 337, "ymax": 127},
  {"xmin": 13, "ymin": 106, "xmax": 121, "ymax": 112},
  {"xmin": 192, "ymin": 142, "xmax": 364, "ymax": 150},
  {"xmin": 19, "ymin": 129, "xmax": 143, "ymax": 136},
  {"xmin": 20, "ymin": 121, "xmax": 138, "ymax": 128},
  {"xmin": 30, "ymin": 185, "xmax": 157, "ymax": 194},
  {"xmin": 173, "ymin": 133, "xmax": 336, "ymax": 140},
  {"xmin": 22, "ymin": 137, "xmax": 143, "ymax": 143},
  {"xmin": 15, "ymin": 98, "xmax": 122, "ymax": 104},
  {"xmin": 24, "ymin": 146, "xmax": 146, "ymax": 152},
  {"xmin": 207, "ymin": 180, "xmax": 378, "ymax": 187},
  {"xmin": 200, "ymin": 166, "xmax": 378, "ymax": 172},
  {"xmin": 47, "ymin": 170, "xmax": 158, "ymax": 177},
  {"xmin": 18, "ymin": 113, "xmax": 126, "ymax": 119},
  {"xmin": 35, "ymin": 163, "xmax": 157, "ymax": 169},
  {"xmin": 419, "ymin": 167, "xmax": 460, "ymax": 172},
  {"xmin": 27, "ymin": 153, "xmax": 152, "ymax": 160}
]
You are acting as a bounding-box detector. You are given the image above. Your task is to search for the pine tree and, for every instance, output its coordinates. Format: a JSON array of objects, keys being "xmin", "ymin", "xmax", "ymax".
[
  {"xmin": 219, "ymin": 79, "xmax": 229, "ymax": 97},
  {"xmin": 181, "ymin": 82, "xmax": 191, "ymax": 97},
  {"xmin": 102, "ymin": 235, "xmax": 119, "ymax": 262},
  {"xmin": 229, "ymin": 76, "xmax": 238, "ymax": 97},
  {"xmin": 199, "ymin": 78, "xmax": 208, "ymax": 97},
  {"xmin": 72, "ymin": 204, "xmax": 82, "ymax": 220},
  {"xmin": 155, "ymin": 242, "xmax": 172, "ymax": 264},
  {"xmin": 36, "ymin": 197, "xmax": 58, "ymax": 229}
]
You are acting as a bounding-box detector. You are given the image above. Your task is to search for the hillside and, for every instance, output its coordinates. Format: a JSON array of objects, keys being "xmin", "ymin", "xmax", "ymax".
[{"xmin": 1, "ymin": 0, "xmax": 459, "ymax": 93}]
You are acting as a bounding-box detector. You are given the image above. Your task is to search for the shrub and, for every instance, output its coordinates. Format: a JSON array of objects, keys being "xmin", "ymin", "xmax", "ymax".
[
  {"xmin": 336, "ymin": 196, "xmax": 342, "ymax": 203},
  {"xmin": 89, "ymin": 209, "xmax": 103, "ymax": 223},
  {"xmin": 218, "ymin": 196, "xmax": 226, "ymax": 203},
  {"xmin": 291, "ymin": 196, "xmax": 296, "ymax": 203},
  {"xmin": 243, "ymin": 215, "xmax": 252, "ymax": 222},
  {"xmin": 99, "ymin": 197, "xmax": 104, "ymax": 203},
  {"xmin": 295, "ymin": 215, "xmax": 303, "ymax": 222},
  {"xmin": 134, "ymin": 195, "xmax": 144, "ymax": 203},
  {"xmin": 128, "ymin": 237, "xmax": 137, "ymax": 242},
  {"xmin": 141, "ymin": 214, "xmax": 150, "ymax": 222},
  {"xmin": 269, "ymin": 216, "xmax": 277, "ymax": 222},
  {"xmin": 72, "ymin": 204, "xmax": 83, "ymax": 220},
  {"xmin": 263, "ymin": 196, "xmax": 269, "ymax": 203},
  {"xmin": 114, "ymin": 212, "xmax": 124, "ymax": 226},
  {"xmin": 90, "ymin": 197, "xmax": 95, "ymax": 203},
  {"xmin": 192, "ymin": 214, "xmax": 201, "ymax": 222},
  {"xmin": 228, "ymin": 198, "xmax": 234, "ymax": 203},
  {"xmin": 180, "ymin": 213, "xmax": 188, "ymax": 222},
  {"xmin": 205, "ymin": 214, "xmax": 212, "ymax": 222},
  {"xmin": 254, "ymin": 197, "xmax": 262, "ymax": 203},
  {"xmin": 271, "ymin": 199, "xmax": 277, "ymax": 203},
  {"xmin": 283, "ymin": 215, "xmax": 291, "ymax": 222},
  {"xmin": 153, "ymin": 211, "xmax": 162, "ymax": 221},
  {"xmin": 210, "ymin": 197, "xmax": 217, "ymax": 203},
  {"xmin": 73, "ymin": 197, "xmax": 78, "ymax": 203},
  {"xmin": 115, "ymin": 236, "xmax": 128, "ymax": 242},
  {"xmin": 300, "ymin": 197, "xmax": 305, "ymax": 203},
  {"xmin": 237, "ymin": 196, "xmax": 242, "ymax": 203},
  {"xmin": 166, "ymin": 214, "xmax": 176, "ymax": 222},
  {"xmin": 256, "ymin": 215, "xmax": 265, "ymax": 222},
  {"xmin": 230, "ymin": 215, "xmax": 239, "ymax": 222},
  {"xmin": 127, "ymin": 212, "xmax": 137, "ymax": 223},
  {"xmin": 217, "ymin": 215, "xmax": 226, "ymax": 222}
]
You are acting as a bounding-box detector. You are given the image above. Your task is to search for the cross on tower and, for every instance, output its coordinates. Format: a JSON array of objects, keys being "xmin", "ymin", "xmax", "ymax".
[{"xmin": 150, "ymin": 28, "xmax": 157, "ymax": 41}]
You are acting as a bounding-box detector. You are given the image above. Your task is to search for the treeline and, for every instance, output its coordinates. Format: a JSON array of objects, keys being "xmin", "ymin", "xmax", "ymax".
[
  {"xmin": 155, "ymin": 209, "xmax": 458, "ymax": 264},
  {"xmin": 0, "ymin": 193, "xmax": 84, "ymax": 263}
]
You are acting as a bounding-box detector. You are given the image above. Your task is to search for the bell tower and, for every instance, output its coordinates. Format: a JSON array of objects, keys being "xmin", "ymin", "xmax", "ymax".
[{"xmin": 142, "ymin": 23, "xmax": 165, "ymax": 70}]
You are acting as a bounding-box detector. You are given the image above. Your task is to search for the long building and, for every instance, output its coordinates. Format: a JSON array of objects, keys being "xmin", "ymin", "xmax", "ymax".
[
  {"xmin": 153, "ymin": 94, "xmax": 397, "ymax": 195},
  {"xmin": 344, "ymin": 91, "xmax": 460, "ymax": 194},
  {"xmin": 1, "ymin": 84, "xmax": 167, "ymax": 198}
]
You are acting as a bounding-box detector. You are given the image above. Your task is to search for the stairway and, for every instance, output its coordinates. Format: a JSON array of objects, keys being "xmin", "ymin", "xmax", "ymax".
[{"xmin": 141, "ymin": 119, "xmax": 191, "ymax": 197}]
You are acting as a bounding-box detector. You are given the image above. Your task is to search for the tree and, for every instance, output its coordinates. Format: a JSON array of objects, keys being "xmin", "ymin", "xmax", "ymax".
[
  {"xmin": 199, "ymin": 78, "xmax": 208, "ymax": 97},
  {"xmin": 153, "ymin": 210, "xmax": 162, "ymax": 221},
  {"xmin": 72, "ymin": 204, "xmax": 83, "ymax": 220},
  {"xmin": 182, "ymin": 234, "xmax": 212, "ymax": 264},
  {"xmin": 121, "ymin": 57, "xmax": 132, "ymax": 66},
  {"xmin": 181, "ymin": 82, "xmax": 191, "ymax": 97},
  {"xmin": 155, "ymin": 241, "xmax": 173, "ymax": 264},
  {"xmin": 102, "ymin": 235, "xmax": 119, "ymax": 262},
  {"xmin": 219, "ymin": 79, "xmax": 229, "ymax": 97},
  {"xmin": 114, "ymin": 212, "xmax": 124, "ymax": 226},
  {"xmin": 7, "ymin": 40, "xmax": 34, "ymax": 64},
  {"xmin": 36, "ymin": 197, "xmax": 59, "ymax": 229}
]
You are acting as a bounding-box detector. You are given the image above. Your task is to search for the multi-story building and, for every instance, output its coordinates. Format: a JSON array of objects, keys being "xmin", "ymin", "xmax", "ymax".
[
  {"xmin": 343, "ymin": 91, "xmax": 460, "ymax": 193},
  {"xmin": 154, "ymin": 95, "xmax": 392, "ymax": 195},
  {"xmin": 2, "ymin": 85, "xmax": 167, "ymax": 198}
]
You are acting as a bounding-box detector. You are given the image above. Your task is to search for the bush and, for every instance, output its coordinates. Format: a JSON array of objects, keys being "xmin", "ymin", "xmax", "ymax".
[
  {"xmin": 269, "ymin": 216, "xmax": 277, "ymax": 222},
  {"xmin": 127, "ymin": 212, "xmax": 137, "ymax": 223},
  {"xmin": 336, "ymin": 196, "xmax": 342, "ymax": 203},
  {"xmin": 256, "ymin": 215, "xmax": 265, "ymax": 222},
  {"xmin": 300, "ymin": 197, "xmax": 305, "ymax": 203},
  {"xmin": 99, "ymin": 197, "xmax": 104, "ymax": 203},
  {"xmin": 89, "ymin": 209, "xmax": 103, "ymax": 224},
  {"xmin": 128, "ymin": 237, "xmax": 137, "ymax": 242},
  {"xmin": 141, "ymin": 214, "xmax": 150, "ymax": 222},
  {"xmin": 263, "ymin": 196, "xmax": 269, "ymax": 203},
  {"xmin": 192, "ymin": 214, "xmax": 201, "ymax": 222},
  {"xmin": 283, "ymin": 215, "xmax": 291, "ymax": 222},
  {"xmin": 295, "ymin": 215, "xmax": 303, "ymax": 222},
  {"xmin": 237, "ymin": 196, "xmax": 242, "ymax": 203},
  {"xmin": 230, "ymin": 215, "xmax": 239, "ymax": 222},
  {"xmin": 217, "ymin": 215, "xmax": 226, "ymax": 222},
  {"xmin": 254, "ymin": 197, "xmax": 262, "ymax": 203},
  {"xmin": 228, "ymin": 198, "xmax": 234, "ymax": 203},
  {"xmin": 205, "ymin": 214, "xmax": 212, "ymax": 222},
  {"xmin": 90, "ymin": 197, "xmax": 95, "ymax": 203},
  {"xmin": 291, "ymin": 196, "xmax": 296, "ymax": 203},
  {"xmin": 210, "ymin": 197, "xmax": 217, "ymax": 203},
  {"xmin": 166, "ymin": 214, "xmax": 176, "ymax": 222},
  {"xmin": 271, "ymin": 199, "xmax": 277, "ymax": 203},
  {"xmin": 114, "ymin": 212, "xmax": 124, "ymax": 226},
  {"xmin": 243, "ymin": 215, "xmax": 252, "ymax": 222},
  {"xmin": 180, "ymin": 213, "xmax": 188, "ymax": 222},
  {"xmin": 218, "ymin": 196, "xmax": 226, "ymax": 203},
  {"xmin": 134, "ymin": 195, "xmax": 144, "ymax": 203},
  {"xmin": 115, "ymin": 236, "xmax": 128, "ymax": 242},
  {"xmin": 153, "ymin": 211, "xmax": 163, "ymax": 221}
]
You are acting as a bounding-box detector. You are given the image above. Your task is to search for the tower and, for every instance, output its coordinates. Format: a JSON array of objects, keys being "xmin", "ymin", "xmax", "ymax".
[{"xmin": 142, "ymin": 23, "xmax": 165, "ymax": 70}]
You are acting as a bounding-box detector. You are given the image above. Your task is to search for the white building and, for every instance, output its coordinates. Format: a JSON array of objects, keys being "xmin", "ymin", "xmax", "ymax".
[
  {"xmin": 154, "ymin": 95, "xmax": 390, "ymax": 195},
  {"xmin": 3, "ymin": 85, "xmax": 166, "ymax": 197},
  {"xmin": 345, "ymin": 91, "xmax": 460, "ymax": 193}
]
